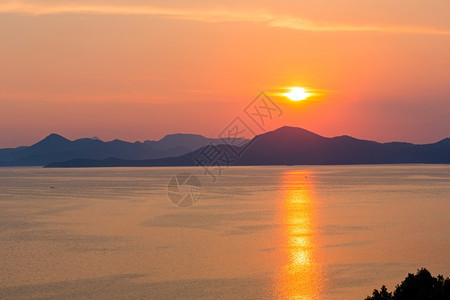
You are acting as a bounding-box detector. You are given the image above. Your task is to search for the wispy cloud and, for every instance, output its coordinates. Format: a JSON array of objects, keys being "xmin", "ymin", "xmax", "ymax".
[
  {"xmin": 1, "ymin": 1, "xmax": 449, "ymax": 36},
  {"xmin": 268, "ymin": 17, "xmax": 450, "ymax": 35}
]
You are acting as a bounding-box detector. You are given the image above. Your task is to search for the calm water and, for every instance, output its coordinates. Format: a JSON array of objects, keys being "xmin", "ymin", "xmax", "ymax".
[{"xmin": 0, "ymin": 165, "xmax": 449, "ymax": 299}]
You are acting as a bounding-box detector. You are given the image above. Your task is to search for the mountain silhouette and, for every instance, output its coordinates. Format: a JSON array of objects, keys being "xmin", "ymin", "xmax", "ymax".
[
  {"xmin": 0, "ymin": 133, "xmax": 247, "ymax": 166},
  {"xmin": 144, "ymin": 133, "xmax": 247, "ymax": 153},
  {"xmin": 44, "ymin": 126, "xmax": 450, "ymax": 167},
  {"xmin": 145, "ymin": 134, "xmax": 210, "ymax": 151}
]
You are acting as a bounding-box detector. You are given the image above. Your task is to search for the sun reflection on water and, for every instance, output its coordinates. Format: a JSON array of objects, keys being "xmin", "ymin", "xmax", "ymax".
[{"xmin": 276, "ymin": 170, "xmax": 322, "ymax": 299}]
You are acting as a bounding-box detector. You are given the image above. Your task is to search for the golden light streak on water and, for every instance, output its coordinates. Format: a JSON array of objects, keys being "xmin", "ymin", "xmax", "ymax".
[{"xmin": 277, "ymin": 170, "xmax": 322, "ymax": 299}]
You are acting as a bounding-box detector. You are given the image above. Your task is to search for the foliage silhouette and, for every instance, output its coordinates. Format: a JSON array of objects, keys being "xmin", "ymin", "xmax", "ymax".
[{"xmin": 365, "ymin": 268, "xmax": 450, "ymax": 300}]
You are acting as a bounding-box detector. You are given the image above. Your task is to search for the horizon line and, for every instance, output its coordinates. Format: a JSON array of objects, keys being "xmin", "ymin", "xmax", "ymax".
[{"xmin": 3, "ymin": 126, "xmax": 449, "ymax": 149}]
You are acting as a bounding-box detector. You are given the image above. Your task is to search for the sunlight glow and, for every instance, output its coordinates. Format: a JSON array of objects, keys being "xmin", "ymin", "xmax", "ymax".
[
  {"xmin": 284, "ymin": 87, "xmax": 310, "ymax": 101},
  {"xmin": 276, "ymin": 170, "xmax": 322, "ymax": 299}
]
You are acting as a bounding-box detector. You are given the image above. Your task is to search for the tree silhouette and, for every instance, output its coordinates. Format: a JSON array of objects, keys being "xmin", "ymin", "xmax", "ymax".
[{"xmin": 365, "ymin": 268, "xmax": 450, "ymax": 300}]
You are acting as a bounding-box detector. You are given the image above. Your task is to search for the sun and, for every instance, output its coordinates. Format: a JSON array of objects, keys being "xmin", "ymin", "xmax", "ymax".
[{"xmin": 284, "ymin": 87, "xmax": 310, "ymax": 101}]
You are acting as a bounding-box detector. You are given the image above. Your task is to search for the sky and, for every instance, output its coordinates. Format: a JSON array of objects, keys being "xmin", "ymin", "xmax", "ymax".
[{"xmin": 0, "ymin": 0, "xmax": 449, "ymax": 147}]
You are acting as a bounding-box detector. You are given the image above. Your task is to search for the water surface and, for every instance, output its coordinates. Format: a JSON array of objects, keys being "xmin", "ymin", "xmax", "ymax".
[{"xmin": 0, "ymin": 165, "xmax": 449, "ymax": 299}]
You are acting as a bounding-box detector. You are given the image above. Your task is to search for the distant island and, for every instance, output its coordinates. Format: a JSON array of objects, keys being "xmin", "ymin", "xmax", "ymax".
[
  {"xmin": 47, "ymin": 126, "xmax": 450, "ymax": 167},
  {"xmin": 0, "ymin": 126, "xmax": 448, "ymax": 168},
  {"xmin": 0, "ymin": 132, "xmax": 247, "ymax": 167}
]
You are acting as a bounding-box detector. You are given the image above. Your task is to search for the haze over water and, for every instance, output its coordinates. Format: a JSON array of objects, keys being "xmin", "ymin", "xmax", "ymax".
[{"xmin": 0, "ymin": 165, "xmax": 449, "ymax": 299}]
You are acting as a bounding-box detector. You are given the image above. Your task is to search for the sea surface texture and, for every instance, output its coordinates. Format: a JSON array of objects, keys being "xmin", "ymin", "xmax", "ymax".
[{"xmin": 0, "ymin": 165, "xmax": 449, "ymax": 299}]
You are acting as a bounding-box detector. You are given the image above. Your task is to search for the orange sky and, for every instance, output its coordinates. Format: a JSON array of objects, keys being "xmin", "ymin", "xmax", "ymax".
[{"xmin": 0, "ymin": 0, "xmax": 449, "ymax": 147}]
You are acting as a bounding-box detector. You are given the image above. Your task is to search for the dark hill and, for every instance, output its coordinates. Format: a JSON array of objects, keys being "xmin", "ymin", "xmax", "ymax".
[
  {"xmin": 0, "ymin": 133, "xmax": 247, "ymax": 166},
  {"xmin": 45, "ymin": 126, "xmax": 450, "ymax": 167}
]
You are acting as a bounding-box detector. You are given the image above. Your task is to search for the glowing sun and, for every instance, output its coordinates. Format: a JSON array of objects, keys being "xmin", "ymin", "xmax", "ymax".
[{"xmin": 284, "ymin": 87, "xmax": 310, "ymax": 101}]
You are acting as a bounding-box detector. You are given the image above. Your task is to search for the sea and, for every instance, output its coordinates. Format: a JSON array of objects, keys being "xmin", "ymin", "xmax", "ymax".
[{"xmin": 0, "ymin": 165, "xmax": 449, "ymax": 299}]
